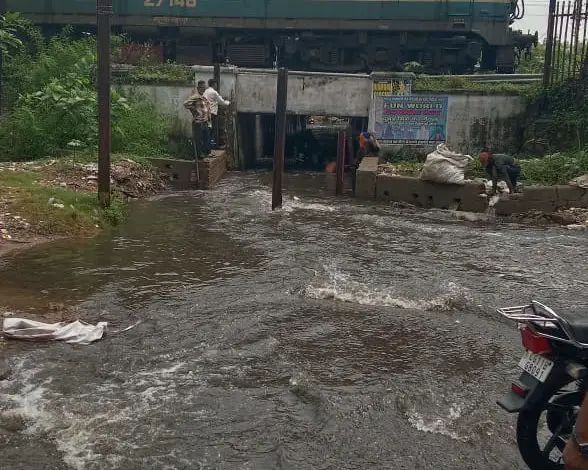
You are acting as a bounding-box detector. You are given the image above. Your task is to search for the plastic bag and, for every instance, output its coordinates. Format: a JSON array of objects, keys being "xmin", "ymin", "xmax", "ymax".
[
  {"xmin": 420, "ymin": 144, "xmax": 473, "ymax": 185},
  {"xmin": 3, "ymin": 318, "xmax": 107, "ymax": 345}
]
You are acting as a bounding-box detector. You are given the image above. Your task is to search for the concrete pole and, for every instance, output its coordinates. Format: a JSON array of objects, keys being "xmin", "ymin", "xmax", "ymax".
[
  {"xmin": 97, "ymin": 0, "xmax": 112, "ymax": 207},
  {"xmin": 272, "ymin": 68, "xmax": 288, "ymax": 211}
]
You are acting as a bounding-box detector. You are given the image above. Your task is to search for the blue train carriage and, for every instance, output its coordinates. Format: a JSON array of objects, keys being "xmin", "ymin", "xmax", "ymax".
[{"xmin": 5, "ymin": 0, "xmax": 535, "ymax": 73}]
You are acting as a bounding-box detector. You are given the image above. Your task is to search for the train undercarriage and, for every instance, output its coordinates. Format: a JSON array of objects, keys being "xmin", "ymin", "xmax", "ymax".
[{"xmin": 132, "ymin": 28, "xmax": 537, "ymax": 74}]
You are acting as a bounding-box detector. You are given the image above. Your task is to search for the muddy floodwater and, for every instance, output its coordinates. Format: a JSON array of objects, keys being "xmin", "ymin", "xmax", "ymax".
[{"xmin": 0, "ymin": 172, "xmax": 587, "ymax": 469}]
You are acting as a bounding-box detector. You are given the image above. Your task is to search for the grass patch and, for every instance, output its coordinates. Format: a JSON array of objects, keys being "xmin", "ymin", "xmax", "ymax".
[
  {"xmin": 413, "ymin": 76, "xmax": 537, "ymax": 96},
  {"xmin": 0, "ymin": 170, "xmax": 125, "ymax": 236}
]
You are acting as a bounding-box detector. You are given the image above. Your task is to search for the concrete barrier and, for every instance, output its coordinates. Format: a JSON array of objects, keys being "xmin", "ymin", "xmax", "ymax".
[
  {"xmin": 493, "ymin": 184, "xmax": 588, "ymax": 215},
  {"xmin": 148, "ymin": 150, "xmax": 227, "ymax": 190},
  {"xmin": 376, "ymin": 174, "xmax": 488, "ymax": 212},
  {"xmin": 355, "ymin": 165, "xmax": 588, "ymax": 215},
  {"xmin": 355, "ymin": 157, "xmax": 380, "ymax": 199}
]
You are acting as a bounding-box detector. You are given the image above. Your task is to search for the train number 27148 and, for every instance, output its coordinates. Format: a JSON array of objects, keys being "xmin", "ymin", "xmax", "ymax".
[{"xmin": 144, "ymin": 0, "xmax": 197, "ymax": 7}]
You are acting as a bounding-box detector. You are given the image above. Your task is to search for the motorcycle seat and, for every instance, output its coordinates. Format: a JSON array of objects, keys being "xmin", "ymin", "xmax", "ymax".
[{"xmin": 559, "ymin": 310, "xmax": 588, "ymax": 344}]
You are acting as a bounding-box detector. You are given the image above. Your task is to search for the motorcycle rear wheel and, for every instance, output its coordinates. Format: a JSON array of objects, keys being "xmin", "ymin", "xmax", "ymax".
[{"xmin": 517, "ymin": 376, "xmax": 582, "ymax": 470}]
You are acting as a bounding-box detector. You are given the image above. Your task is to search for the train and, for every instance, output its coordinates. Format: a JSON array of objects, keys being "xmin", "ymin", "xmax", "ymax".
[{"xmin": 5, "ymin": 0, "xmax": 537, "ymax": 73}]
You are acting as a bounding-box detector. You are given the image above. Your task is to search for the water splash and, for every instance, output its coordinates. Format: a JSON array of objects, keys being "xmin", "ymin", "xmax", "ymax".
[{"xmin": 304, "ymin": 268, "xmax": 470, "ymax": 312}]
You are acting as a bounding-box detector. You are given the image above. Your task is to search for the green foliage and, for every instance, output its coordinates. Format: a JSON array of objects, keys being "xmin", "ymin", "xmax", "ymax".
[
  {"xmin": 524, "ymin": 80, "xmax": 588, "ymax": 152},
  {"xmin": 519, "ymin": 150, "xmax": 588, "ymax": 185},
  {"xmin": 517, "ymin": 43, "xmax": 546, "ymax": 74},
  {"xmin": 101, "ymin": 196, "xmax": 127, "ymax": 226},
  {"xmin": 112, "ymin": 92, "xmax": 171, "ymax": 157},
  {"xmin": 123, "ymin": 63, "xmax": 193, "ymax": 85},
  {"xmin": 0, "ymin": 14, "xmax": 23, "ymax": 58},
  {"xmin": 413, "ymin": 75, "xmax": 534, "ymax": 95},
  {"xmin": 0, "ymin": 21, "xmax": 175, "ymax": 161}
]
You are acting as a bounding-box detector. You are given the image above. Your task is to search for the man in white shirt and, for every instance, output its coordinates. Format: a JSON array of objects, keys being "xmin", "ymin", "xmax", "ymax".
[{"xmin": 203, "ymin": 79, "xmax": 230, "ymax": 148}]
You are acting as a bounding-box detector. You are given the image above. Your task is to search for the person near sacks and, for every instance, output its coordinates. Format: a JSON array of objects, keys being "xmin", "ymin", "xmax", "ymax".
[{"xmin": 479, "ymin": 148, "xmax": 522, "ymax": 195}]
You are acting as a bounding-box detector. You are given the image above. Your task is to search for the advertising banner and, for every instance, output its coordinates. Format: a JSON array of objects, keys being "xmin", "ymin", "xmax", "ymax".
[{"xmin": 374, "ymin": 95, "xmax": 448, "ymax": 145}]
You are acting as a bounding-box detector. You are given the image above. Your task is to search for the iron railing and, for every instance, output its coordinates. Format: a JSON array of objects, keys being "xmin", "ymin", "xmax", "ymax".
[{"xmin": 544, "ymin": 0, "xmax": 588, "ymax": 85}]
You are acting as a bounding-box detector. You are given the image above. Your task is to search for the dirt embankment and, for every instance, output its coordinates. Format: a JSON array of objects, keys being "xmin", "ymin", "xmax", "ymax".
[{"xmin": 0, "ymin": 158, "xmax": 168, "ymax": 257}]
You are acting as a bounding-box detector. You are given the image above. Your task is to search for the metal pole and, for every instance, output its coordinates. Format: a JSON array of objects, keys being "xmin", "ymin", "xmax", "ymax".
[
  {"xmin": 336, "ymin": 131, "xmax": 345, "ymax": 196},
  {"xmin": 213, "ymin": 62, "xmax": 221, "ymax": 146},
  {"xmin": 544, "ymin": 0, "xmax": 558, "ymax": 85},
  {"xmin": 97, "ymin": 0, "xmax": 112, "ymax": 207},
  {"xmin": 272, "ymin": 68, "xmax": 288, "ymax": 211}
]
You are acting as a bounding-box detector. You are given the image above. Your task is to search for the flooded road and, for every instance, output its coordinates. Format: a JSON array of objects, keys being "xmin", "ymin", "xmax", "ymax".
[{"xmin": 1, "ymin": 172, "xmax": 587, "ymax": 469}]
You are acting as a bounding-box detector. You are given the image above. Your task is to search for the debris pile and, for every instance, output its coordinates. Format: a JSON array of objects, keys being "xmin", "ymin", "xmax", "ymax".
[{"xmin": 510, "ymin": 208, "xmax": 588, "ymax": 229}]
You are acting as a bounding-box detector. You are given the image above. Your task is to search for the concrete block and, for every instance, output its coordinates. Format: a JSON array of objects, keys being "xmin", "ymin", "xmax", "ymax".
[
  {"xmin": 494, "ymin": 197, "xmax": 557, "ymax": 215},
  {"xmin": 375, "ymin": 175, "xmax": 488, "ymax": 212},
  {"xmin": 355, "ymin": 157, "xmax": 379, "ymax": 200},
  {"xmin": 356, "ymin": 170, "xmax": 377, "ymax": 199},
  {"xmin": 148, "ymin": 157, "xmax": 195, "ymax": 189},
  {"xmin": 521, "ymin": 186, "xmax": 559, "ymax": 202},
  {"xmin": 376, "ymin": 175, "xmax": 425, "ymax": 205},
  {"xmin": 555, "ymin": 185, "xmax": 588, "ymax": 208}
]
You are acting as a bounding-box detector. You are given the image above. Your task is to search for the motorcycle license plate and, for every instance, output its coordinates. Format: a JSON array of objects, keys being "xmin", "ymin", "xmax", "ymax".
[{"xmin": 518, "ymin": 350, "xmax": 554, "ymax": 382}]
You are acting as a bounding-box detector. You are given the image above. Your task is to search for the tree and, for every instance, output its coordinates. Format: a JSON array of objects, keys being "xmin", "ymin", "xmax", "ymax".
[{"xmin": 0, "ymin": 14, "xmax": 23, "ymax": 58}]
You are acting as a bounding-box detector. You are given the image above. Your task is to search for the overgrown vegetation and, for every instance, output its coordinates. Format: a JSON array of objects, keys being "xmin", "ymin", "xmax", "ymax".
[
  {"xmin": 123, "ymin": 63, "xmax": 193, "ymax": 85},
  {"xmin": 0, "ymin": 18, "xmax": 174, "ymax": 162},
  {"xmin": 0, "ymin": 170, "xmax": 126, "ymax": 236},
  {"xmin": 413, "ymin": 75, "xmax": 536, "ymax": 95}
]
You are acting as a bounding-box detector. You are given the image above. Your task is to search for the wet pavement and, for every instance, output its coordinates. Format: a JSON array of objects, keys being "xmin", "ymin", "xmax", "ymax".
[{"xmin": 0, "ymin": 172, "xmax": 587, "ymax": 469}]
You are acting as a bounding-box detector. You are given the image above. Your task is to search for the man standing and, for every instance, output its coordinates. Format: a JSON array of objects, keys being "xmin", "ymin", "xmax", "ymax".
[
  {"xmin": 479, "ymin": 149, "xmax": 522, "ymax": 195},
  {"xmin": 183, "ymin": 80, "xmax": 210, "ymax": 160},
  {"xmin": 203, "ymin": 79, "xmax": 230, "ymax": 148}
]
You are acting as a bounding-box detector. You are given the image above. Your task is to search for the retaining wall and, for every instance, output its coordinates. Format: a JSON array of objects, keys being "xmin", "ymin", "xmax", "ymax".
[
  {"xmin": 122, "ymin": 71, "xmax": 526, "ymax": 156},
  {"xmin": 356, "ymin": 158, "xmax": 588, "ymax": 214}
]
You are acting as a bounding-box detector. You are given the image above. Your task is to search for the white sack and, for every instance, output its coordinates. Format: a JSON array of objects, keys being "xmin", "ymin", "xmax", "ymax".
[
  {"xmin": 569, "ymin": 175, "xmax": 588, "ymax": 189},
  {"xmin": 2, "ymin": 318, "xmax": 107, "ymax": 345},
  {"xmin": 420, "ymin": 143, "xmax": 473, "ymax": 185}
]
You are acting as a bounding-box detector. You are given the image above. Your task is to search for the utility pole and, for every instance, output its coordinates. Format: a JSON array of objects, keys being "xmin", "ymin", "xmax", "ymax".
[
  {"xmin": 0, "ymin": 0, "xmax": 6, "ymax": 115},
  {"xmin": 272, "ymin": 68, "xmax": 288, "ymax": 210},
  {"xmin": 97, "ymin": 0, "xmax": 112, "ymax": 207},
  {"xmin": 543, "ymin": 0, "xmax": 558, "ymax": 86}
]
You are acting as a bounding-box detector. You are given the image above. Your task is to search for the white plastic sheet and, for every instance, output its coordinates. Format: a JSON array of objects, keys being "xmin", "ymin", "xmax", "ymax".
[
  {"xmin": 420, "ymin": 143, "xmax": 473, "ymax": 185},
  {"xmin": 2, "ymin": 318, "xmax": 107, "ymax": 345}
]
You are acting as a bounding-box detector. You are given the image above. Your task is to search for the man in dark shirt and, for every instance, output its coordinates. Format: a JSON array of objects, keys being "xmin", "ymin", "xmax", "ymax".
[{"xmin": 480, "ymin": 150, "xmax": 522, "ymax": 194}]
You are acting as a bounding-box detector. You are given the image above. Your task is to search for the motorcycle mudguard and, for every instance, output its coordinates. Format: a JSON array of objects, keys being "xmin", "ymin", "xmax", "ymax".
[{"xmin": 497, "ymin": 371, "xmax": 544, "ymax": 413}]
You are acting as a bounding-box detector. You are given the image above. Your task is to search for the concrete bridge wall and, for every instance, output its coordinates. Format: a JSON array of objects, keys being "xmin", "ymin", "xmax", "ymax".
[{"xmin": 121, "ymin": 66, "xmax": 526, "ymax": 158}]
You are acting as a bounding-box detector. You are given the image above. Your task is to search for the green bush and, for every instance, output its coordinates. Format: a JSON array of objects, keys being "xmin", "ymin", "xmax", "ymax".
[
  {"xmin": 519, "ymin": 150, "xmax": 588, "ymax": 185},
  {"xmin": 0, "ymin": 21, "xmax": 176, "ymax": 161},
  {"xmin": 112, "ymin": 94, "xmax": 171, "ymax": 157}
]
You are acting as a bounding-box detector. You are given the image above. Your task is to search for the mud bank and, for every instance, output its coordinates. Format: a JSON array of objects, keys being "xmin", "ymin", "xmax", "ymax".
[{"xmin": 0, "ymin": 158, "xmax": 167, "ymax": 256}]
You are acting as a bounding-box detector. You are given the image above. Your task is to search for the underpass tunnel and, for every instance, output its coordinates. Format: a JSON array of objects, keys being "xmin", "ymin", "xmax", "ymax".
[{"xmin": 236, "ymin": 113, "xmax": 368, "ymax": 171}]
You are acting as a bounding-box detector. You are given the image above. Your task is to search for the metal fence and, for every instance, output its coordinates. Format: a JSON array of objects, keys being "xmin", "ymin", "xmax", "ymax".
[{"xmin": 543, "ymin": 0, "xmax": 588, "ymax": 85}]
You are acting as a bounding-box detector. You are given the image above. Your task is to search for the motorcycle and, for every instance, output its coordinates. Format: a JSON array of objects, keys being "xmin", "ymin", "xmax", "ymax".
[{"xmin": 498, "ymin": 301, "xmax": 588, "ymax": 469}]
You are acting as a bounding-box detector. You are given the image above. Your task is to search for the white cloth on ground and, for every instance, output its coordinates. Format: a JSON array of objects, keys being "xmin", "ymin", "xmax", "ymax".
[
  {"xmin": 2, "ymin": 318, "xmax": 107, "ymax": 345},
  {"xmin": 203, "ymin": 87, "xmax": 230, "ymax": 116}
]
